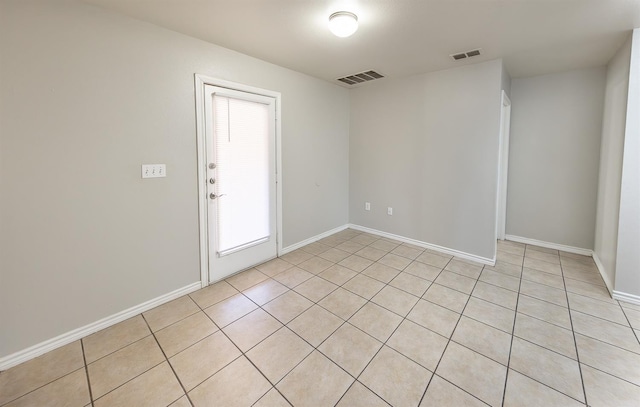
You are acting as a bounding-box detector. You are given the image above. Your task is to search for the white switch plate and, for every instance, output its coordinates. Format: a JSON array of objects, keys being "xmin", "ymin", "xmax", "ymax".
[
  {"xmin": 365, "ymin": 202, "xmax": 371, "ymax": 211},
  {"xmin": 387, "ymin": 207, "xmax": 393, "ymax": 215},
  {"xmin": 142, "ymin": 164, "xmax": 166, "ymax": 178}
]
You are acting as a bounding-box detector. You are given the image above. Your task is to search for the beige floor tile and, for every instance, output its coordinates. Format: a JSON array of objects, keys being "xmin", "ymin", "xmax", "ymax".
[
  {"xmin": 564, "ymin": 278, "xmax": 612, "ymax": 302},
  {"xmin": 407, "ymin": 299, "xmax": 460, "ymax": 338},
  {"xmin": 338, "ymin": 254, "xmax": 374, "ymax": 272},
  {"xmin": 318, "ymin": 287, "xmax": 367, "ymax": 320},
  {"xmin": 335, "ymin": 240, "xmax": 366, "ymax": 254},
  {"xmin": 517, "ymin": 295, "xmax": 571, "ymax": 329},
  {"xmin": 619, "ymin": 300, "xmax": 640, "ymax": 312},
  {"xmin": 389, "ymin": 271, "xmax": 432, "ymax": 297},
  {"xmin": 318, "ymin": 247, "xmax": 351, "ymax": 263},
  {"xmin": 369, "ymin": 238, "xmax": 400, "ymax": 252},
  {"xmin": 446, "ymin": 259, "xmax": 483, "ymax": 279},
  {"xmin": 416, "ymin": 252, "xmax": 451, "ymax": 268},
  {"xmin": 355, "ymin": 246, "xmax": 387, "ymax": 262},
  {"xmin": 155, "ymin": 311, "xmax": 218, "ymax": 357},
  {"xmin": 242, "ymin": 279, "xmax": 289, "ymax": 306},
  {"xmin": 360, "ymin": 346, "xmax": 432, "ymax": 407},
  {"xmin": 423, "ymin": 283, "xmax": 469, "ymax": 313},
  {"xmin": 624, "ymin": 307, "xmax": 640, "ymax": 330},
  {"xmin": 254, "ymin": 388, "xmax": 291, "ymax": 407},
  {"xmin": 503, "ymin": 369, "xmax": 584, "ymax": 407},
  {"xmin": 293, "ymin": 276, "xmax": 338, "ymax": 302},
  {"xmin": 225, "ymin": 268, "xmax": 269, "ymax": 291},
  {"xmin": 486, "ymin": 260, "xmax": 523, "ymax": 278},
  {"xmin": 575, "ymin": 334, "xmax": 640, "ymax": 386},
  {"xmin": 420, "ymin": 375, "xmax": 487, "ymax": 406},
  {"xmin": 300, "ymin": 241, "xmax": 332, "ymax": 255},
  {"xmin": 246, "ymin": 327, "xmax": 313, "ymax": 384},
  {"xmin": 342, "ymin": 273, "xmax": 385, "ymax": 299},
  {"xmin": 262, "ymin": 290, "xmax": 314, "ymax": 324},
  {"xmin": 318, "ymin": 235, "xmax": 347, "ymax": 247},
  {"xmin": 189, "ymin": 280, "xmax": 238, "ymax": 309},
  {"xmin": 404, "ymin": 260, "xmax": 442, "ymax": 281},
  {"xmin": 319, "ymin": 323, "xmax": 382, "ymax": 376},
  {"xmin": 278, "ymin": 249, "xmax": 314, "ymax": 265},
  {"xmin": 568, "ymin": 293, "xmax": 628, "ymax": 325},
  {"xmin": 387, "ymin": 319, "xmax": 448, "ymax": 371},
  {"xmin": 272, "ymin": 266, "xmax": 313, "ymax": 288},
  {"xmin": 514, "ymin": 313, "xmax": 576, "ymax": 359},
  {"xmin": 561, "ymin": 257, "xmax": 598, "ymax": 272},
  {"xmin": 479, "ymin": 269, "xmax": 520, "ymax": 292},
  {"xmin": 522, "ymin": 267, "xmax": 564, "ymax": 289},
  {"xmin": 255, "ymin": 258, "xmax": 294, "ymax": 277},
  {"xmin": 453, "ymin": 316, "xmax": 512, "ymax": 365},
  {"xmin": 83, "ymin": 316, "xmax": 150, "ymax": 364},
  {"xmin": 527, "ymin": 245, "xmax": 559, "ymax": 255},
  {"xmin": 0, "ymin": 341, "xmax": 85, "ymax": 405},
  {"xmin": 391, "ymin": 244, "xmax": 424, "ymax": 260},
  {"xmin": 288, "ymin": 305, "xmax": 343, "ymax": 347},
  {"xmin": 434, "ymin": 270, "xmax": 476, "ymax": 294},
  {"xmin": 498, "ymin": 242, "xmax": 525, "ymax": 256},
  {"xmin": 523, "ymin": 257, "xmax": 561, "ymax": 275},
  {"xmin": 463, "ymin": 297, "xmax": 515, "ymax": 333},
  {"xmin": 436, "ymin": 342, "xmax": 507, "ymax": 407},
  {"xmin": 223, "ymin": 308, "xmax": 282, "ymax": 352},
  {"xmin": 317, "ymin": 264, "xmax": 357, "ymax": 286},
  {"xmin": 524, "ymin": 249, "xmax": 560, "ymax": 264},
  {"xmin": 189, "ymin": 356, "xmax": 271, "ymax": 407},
  {"xmin": 204, "ymin": 293, "xmax": 258, "ymax": 327},
  {"xmin": 169, "ymin": 330, "xmax": 241, "ymax": 391},
  {"xmin": 143, "ymin": 295, "xmax": 200, "ymax": 332},
  {"xmin": 496, "ymin": 251, "xmax": 524, "ymax": 267},
  {"xmin": 349, "ymin": 302, "xmax": 403, "ymax": 342},
  {"xmin": 336, "ymin": 381, "xmax": 388, "ymax": 407},
  {"xmin": 4, "ymin": 368, "xmax": 90, "ymax": 407},
  {"xmin": 509, "ymin": 337, "xmax": 584, "ymax": 402},
  {"xmin": 378, "ymin": 253, "xmax": 412, "ymax": 271},
  {"xmin": 472, "ymin": 281, "xmax": 518, "ymax": 309},
  {"xmin": 371, "ymin": 285, "xmax": 419, "ymax": 316},
  {"xmin": 581, "ymin": 364, "xmax": 640, "ymax": 407},
  {"xmin": 362, "ymin": 262, "xmax": 402, "ymax": 283},
  {"xmin": 520, "ymin": 280, "xmax": 568, "ymax": 307},
  {"xmin": 88, "ymin": 335, "xmax": 164, "ymax": 399},
  {"xmin": 94, "ymin": 362, "xmax": 183, "ymax": 407},
  {"xmin": 277, "ymin": 351, "xmax": 353, "ymax": 406},
  {"xmin": 563, "ymin": 268, "xmax": 605, "ymax": 286},
  {"xmin": 571, "ymin": 310, "xmax": 640, "ymax": 353},
  {"xmin": 350, "ymin": 233, "xmax": 379, "ymax": 245},
  {"xmin": 169, "ymin": 395, "xmax": 192, "ymax": 407}
]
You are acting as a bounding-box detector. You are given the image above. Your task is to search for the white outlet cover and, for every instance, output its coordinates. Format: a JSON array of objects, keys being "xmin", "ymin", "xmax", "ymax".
[{"xmin": 387, "ymin": 207, "xmax": 393, "ymax": 215}]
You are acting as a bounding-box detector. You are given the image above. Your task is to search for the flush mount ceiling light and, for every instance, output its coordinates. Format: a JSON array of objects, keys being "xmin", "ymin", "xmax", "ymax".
[{"xmin": 329, "ymin": 11, "xmax": 358, "ymax": 37}]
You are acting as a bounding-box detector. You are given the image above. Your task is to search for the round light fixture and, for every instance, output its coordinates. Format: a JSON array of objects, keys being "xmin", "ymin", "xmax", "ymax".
[{"xmin": 328, "ymin": 11, "xmax": 358, "ymax": 38}]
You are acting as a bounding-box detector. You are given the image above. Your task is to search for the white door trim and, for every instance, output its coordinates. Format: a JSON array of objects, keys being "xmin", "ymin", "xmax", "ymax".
[
  {"xmin": 194, "ymin": 74, "xmax": 283, "ymax": 287},
  {"xmin": 495, "ymin": 90, "xmax": 512, "ymax": 242}
]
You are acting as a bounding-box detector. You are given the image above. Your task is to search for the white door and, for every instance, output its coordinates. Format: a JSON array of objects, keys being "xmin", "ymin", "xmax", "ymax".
[{"xmin": 204, "ymin": 85, "xmax": 277, "ymax": 282}]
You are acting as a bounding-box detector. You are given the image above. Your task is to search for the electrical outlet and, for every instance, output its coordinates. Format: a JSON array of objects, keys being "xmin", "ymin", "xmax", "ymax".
[
  {"xmin": 387, "ymin": 207, "xmax": 393, "ymax": 215},
  {"xmin": 365, "ymin": 202, "xmax": 371, "ymax": 211},
  {"xmin": 142, "ymin": 164, "xmax": 166, "ymax": 179}
]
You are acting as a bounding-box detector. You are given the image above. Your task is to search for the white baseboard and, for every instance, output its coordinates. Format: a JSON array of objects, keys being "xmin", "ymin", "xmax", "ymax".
[
  {"xmin": 0, "ymin": 282, "xmax": 201, "ymax": 371},
  {"xmin": 280, "ymin": 224, "xmax": 350, "ymax": 255},
  {"xmin": 591, "ymin": 252, "xmax": 614, "ymax": 296},
  {"xmin": 349, "ymin": 224, "xmax": 495, "ymax": 266},
  {"xmin": 504, "ymin": 234, "xmax": 592, "ymax": 256},
  {"xmin": 613, "ymin": 290, "xmax": 640, "ymax": 306}
]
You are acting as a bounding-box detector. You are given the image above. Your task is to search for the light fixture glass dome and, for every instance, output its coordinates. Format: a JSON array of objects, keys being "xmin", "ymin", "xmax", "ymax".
[{"xmin": 329, "ymin": 11, "xmax": 358, "ymax": 38}]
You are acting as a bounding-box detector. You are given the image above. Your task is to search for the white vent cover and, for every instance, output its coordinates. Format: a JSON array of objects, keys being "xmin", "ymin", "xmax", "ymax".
[
  {"xmin": 450, "ymin": 48, "xmax": 483, "ymax": 61},
  {"xmin": 337, "ymin": 70, "xmax": 384, "ymax": 86}
]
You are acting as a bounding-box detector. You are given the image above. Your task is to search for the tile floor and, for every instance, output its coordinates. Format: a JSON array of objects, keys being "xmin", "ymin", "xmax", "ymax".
[{"xmin": 2, "ymin": 228, "xmax": 640, "ymax": 406}]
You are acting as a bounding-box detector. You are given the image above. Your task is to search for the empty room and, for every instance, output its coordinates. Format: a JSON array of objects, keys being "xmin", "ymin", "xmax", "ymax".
[{"xmin": 2, "ymin": 0, "xmax": 640, "ymax": 406}]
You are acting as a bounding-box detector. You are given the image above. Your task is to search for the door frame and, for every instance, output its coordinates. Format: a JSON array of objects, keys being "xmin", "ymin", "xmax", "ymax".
[
  {"xmin": 194, "ymin": 74, "xmax": 283, "ymax": 287},
  {"xmin": 495, "ymin": 90, "xmax": 512, "ymax": 243}
]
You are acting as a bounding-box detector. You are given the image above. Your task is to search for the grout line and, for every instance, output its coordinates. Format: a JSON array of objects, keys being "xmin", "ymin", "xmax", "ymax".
[
  {"xmin": 501, "ymin": 256, "xmax": 524, "ymax": 406},
  {"xmin": 80, "ymin": 339, "xmax": 96, "ymax": 407}
]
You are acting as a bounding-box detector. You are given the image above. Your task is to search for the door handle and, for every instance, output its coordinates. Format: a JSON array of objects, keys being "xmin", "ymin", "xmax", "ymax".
[{"xmin": 210, "ymin": 193, "xmax": 226, "ymax": 200}]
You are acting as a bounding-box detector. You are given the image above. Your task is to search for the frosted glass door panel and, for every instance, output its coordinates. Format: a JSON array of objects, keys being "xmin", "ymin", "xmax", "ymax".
[{"xmin": 213, "ymin": 95, "xmax": 270, "ymax": 256}]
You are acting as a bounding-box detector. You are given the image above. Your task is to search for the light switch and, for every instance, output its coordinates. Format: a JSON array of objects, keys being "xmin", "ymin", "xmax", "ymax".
[{"xmin": 142, "ymin": 164, "xmax": 166, "ymax": 179}]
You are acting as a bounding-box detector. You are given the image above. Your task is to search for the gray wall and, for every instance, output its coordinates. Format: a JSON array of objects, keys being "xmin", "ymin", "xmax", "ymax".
[
  {"xmin": 349, "ymin": 60, "xmax": 504, "ymax": 260},
  {"xmin": 0, "ymin": 0, "xmax": 349, "ymax": 358},
  {"xmin": 594, "ymin": 35, "xmax": 631, "ymax": 290},
  {"xmin": 506, "ymin": 67, "xmax": 606, "ymax": 249}
]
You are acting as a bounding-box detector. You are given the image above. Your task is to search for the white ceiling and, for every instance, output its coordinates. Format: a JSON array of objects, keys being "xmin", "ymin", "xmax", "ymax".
[{"xmin": 84, "ymin": 0, "xmax": 640, "ymax": 86}]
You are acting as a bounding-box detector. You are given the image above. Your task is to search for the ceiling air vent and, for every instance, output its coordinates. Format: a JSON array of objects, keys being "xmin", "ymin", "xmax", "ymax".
[
  {"xmin": 337, "ymin": 70, "xmax": 384, "ymax": 86},
  {"xmin": 449, "ymin": 48, "xmax": 483, "ymax": 61}
]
